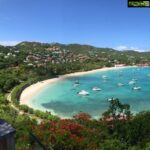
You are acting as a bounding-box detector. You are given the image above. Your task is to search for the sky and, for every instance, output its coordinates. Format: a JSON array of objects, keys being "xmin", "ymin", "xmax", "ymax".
[{"xmin": 0, "ymin": 0, "xmax": 150, "ymax": 51}]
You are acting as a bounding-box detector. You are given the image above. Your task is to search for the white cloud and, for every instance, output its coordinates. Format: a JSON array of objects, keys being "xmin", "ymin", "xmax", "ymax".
[
  {"xmin": 114, "ymin": 45, "xmax": 146, "ymax": 52},
  {"xmin": 115, "ymin": 46, "xmax": 128, "ymax": 51},
  {"xmin": 0, "ymin": 41, "xmax": 20, "ymax": 46}
]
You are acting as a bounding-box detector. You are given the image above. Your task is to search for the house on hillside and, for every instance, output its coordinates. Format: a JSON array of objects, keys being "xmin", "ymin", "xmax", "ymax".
[{"xmin": 115, "ymin": 64, "xmax": 126, "ymax": 67}]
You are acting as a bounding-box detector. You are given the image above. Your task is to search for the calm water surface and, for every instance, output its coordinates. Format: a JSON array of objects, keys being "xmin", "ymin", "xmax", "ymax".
[{"xmin": 29, "ymin": 67, "xmax": 150, "ymax": 118}]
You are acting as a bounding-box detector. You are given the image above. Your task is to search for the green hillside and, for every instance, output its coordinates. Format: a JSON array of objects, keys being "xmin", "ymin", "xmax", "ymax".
[{"xmin": 0, "ymin": 42, "xmax": 150, "ymax": 149}]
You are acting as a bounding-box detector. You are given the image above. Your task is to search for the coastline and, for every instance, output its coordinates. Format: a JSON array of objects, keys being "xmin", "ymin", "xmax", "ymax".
[{"xmin": 20, "ymin": 66, "xmax": 135, "ymax": 107}]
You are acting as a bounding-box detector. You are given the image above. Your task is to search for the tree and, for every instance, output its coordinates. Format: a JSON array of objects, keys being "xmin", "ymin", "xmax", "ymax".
[
  {"xmin": 102, "ymin": 98, "xmax": 131, "ymax": 120},
  {"xmin": 127, "ymin": 111, "xmax": 150, "ymax": 147}
]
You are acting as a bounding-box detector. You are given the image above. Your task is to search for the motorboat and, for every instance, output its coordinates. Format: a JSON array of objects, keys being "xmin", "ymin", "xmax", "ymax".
[
  {"xmin": 128, "ymin": 80, "xmax": 136, "ymax": 85},
  {"xmin": 117, "ymin": 83, "xmax": 124, "ymax": 86},
  {"xmin": 107, "ymin": 97, "xmax": 115, "ymax": 101},
  {"xmin": 78, "ymin": 90, "xmax": 89, "ymax": 96},
  {"xmin": 92, "ymin": 87, "xmax": 102, "ymax": 91},
  {"xmin": 132, "ymin": 86, "xmax": 141, "ymax": 90}
]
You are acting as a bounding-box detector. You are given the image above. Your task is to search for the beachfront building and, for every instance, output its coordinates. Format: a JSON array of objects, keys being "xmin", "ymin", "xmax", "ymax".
[{"xmin": 115, "ymin": 64, "xmax": 126, "ymax": 67}]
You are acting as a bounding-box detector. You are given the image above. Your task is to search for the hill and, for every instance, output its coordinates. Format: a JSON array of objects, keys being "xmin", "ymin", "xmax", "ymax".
[
  {"xmin": 0, "ymin": 42, "xmax": 150, "ymax": 70},
  {"xmin": 0, "ymin": 41, "xmax": 150, "ymax": 149}
]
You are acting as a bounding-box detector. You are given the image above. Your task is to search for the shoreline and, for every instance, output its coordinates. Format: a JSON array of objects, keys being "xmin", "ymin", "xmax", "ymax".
[{"xmin": 20, "ymin": 66, "xmax": 135, "ymax": 107}]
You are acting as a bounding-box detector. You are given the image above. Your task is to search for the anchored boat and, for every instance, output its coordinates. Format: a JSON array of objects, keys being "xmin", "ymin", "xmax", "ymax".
[
  {"xmin": 78, "ymin": 90, "xmax": 89, "ymax": 96},
  {"xmin": 92, "ymin": 87, "xmax": 102, "ymax": 91}
]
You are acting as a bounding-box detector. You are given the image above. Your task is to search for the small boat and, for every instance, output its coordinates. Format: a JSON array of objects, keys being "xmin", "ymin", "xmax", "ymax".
[
  {"xmin": 92, "ymin": 87, "xmax": 102, "ymax": 91},
  {"xmin": 102, "ymin": 75, "xmax": 108, "ymax": 79},
  {"xmin": 107, "ymin": 97, "xmax": 115, "ymax": 101},
  {"xmin": 117, "ymin": 83, "xmax": 124, "ymax": 87},
  {"xmin": 132, "ymin": 78, "xmax": 138, "ymax": 81},
  {"xmin": 75, "ymin": 80, "xmax": 80, "ymax": 84},
  {"xmin": 78, "ymin": 90, "xmax": 89, "ymax": 96},
  {"xmin": 132, "ymin": 86, "xmax": 141, "ymax": 90},
  {"xmin": 128, "ymin": 81, "xmax": 136, "ymax": 85},
  {"xmin": 74, "ymin": 80, "xmax": 80, "ymax": 87}
]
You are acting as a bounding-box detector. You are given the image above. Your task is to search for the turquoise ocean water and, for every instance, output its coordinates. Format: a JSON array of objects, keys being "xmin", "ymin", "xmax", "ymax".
[{"xmin": 29, "ymin": 67, "xmax": 150, "ymax": 118}]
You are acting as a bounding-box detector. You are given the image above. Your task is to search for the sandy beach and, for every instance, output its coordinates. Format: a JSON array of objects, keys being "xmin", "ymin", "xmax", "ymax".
[{"xmin": 20, "ymin": 66, "xmax": 134, "ymax": 106}]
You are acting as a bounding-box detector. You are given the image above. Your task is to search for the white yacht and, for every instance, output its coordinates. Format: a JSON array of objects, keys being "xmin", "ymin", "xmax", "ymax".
[
  {"xmin": 78, "ymin": 90, "xmax": 89, "ymax": 96},
  {"xmin": 128, "ymin": 80, "xmax": 136, "ymax": 85},
  {"xmin": 132, "ymin": 86, "xmax": 141, "ymax": 90},
  {"xmin": 92, "ymin": 87, "xmax": 102, "ymax": 91}
]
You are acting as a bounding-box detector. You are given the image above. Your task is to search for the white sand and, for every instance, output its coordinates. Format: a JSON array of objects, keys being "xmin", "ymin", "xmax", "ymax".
[{"xmin": 20, "ymin": 66, "xmax": 134, "ymax": 106}]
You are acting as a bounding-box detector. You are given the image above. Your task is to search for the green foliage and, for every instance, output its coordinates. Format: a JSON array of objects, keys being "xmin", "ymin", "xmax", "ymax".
[
  {"xmin": 127, "ymin": 111, "xmax": 150, "ymax": 147},
  {"xmin": 0, "ymin": 97, "xmax": 36, "ymax": 149},
  {"xmin": 34, "ymin": 109, "xmax": 59, "ymax": 121},
  {"xmin": 0, "ymin": 70, "xmax": 19, "ymax": 93},
  {"xmin": 0, "ymin": 42, "xmax": 150, "ymax": 149},
  {"xmin": 102, "ymin": 98, "xmax": 131, "ymax": 119},
  {"xmin": 11, "ymin": 82, "xmax": 28, "ymax": 105},
  {"xmin": 100, "ymin": 139, "xmax": 125, "ymax": 150},
  {"xmin": 1, "ymin": 94, "xmax": 150, "ymax": 149},
  {"xmin": 18, "ymin": 105, "xmax": 34, "ymax": 114}
]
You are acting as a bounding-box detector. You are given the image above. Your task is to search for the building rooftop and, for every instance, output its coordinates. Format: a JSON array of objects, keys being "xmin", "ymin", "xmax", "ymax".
[{"xmin": 0, "ymin": 119, "xmax": 16, "ymax": 138}]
